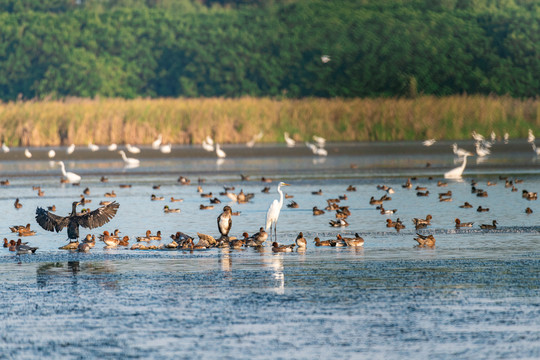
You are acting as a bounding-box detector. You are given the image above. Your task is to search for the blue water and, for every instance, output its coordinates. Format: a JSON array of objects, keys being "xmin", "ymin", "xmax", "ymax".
[{"xmin": 1, "ymin": 141, "xmax": 539, "ymax": 359}]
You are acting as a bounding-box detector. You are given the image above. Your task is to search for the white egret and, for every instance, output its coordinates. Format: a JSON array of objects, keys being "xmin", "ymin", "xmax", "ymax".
[
  {"xmin": 152, "ymin": 134, "xmax": 163, "ymax": 150},
  {"xmin": 444, "ymin": 154, "xmax": 470, "ymax": 179},
  {"xmin": 306, "ymin": 142, "xmax": 327, "ymax": 156},
  {"xmin": 528, "ymin": 129, "xmax": 535, "ymax": 143},
  {"xmin": 48, "ymin": 149, "xmax": 56, "ymax": 158},
  {"xmin": 205, "ymin": 136, "xmax": 214, "ymax": 145},
  {"xmin": 108, "ymin": 143, "xmax": 118, "ymax": 151},
  {"xmin": 118, "ymin": 150, "xmax": 140, "ymax": 167},
  {"xmin": 2, "ymin": 142, "xmax": 9, "ymax": 153},
  {"xmin": 284, "ymin": 132, "xmax": 296, "ymax": 147},
  {"xmin": 265, "ymin": 182, "xmax": 290, "ymax": 240},
  {"xmin": 422, "ymin": 139, "xmax": 436, "ymax": 146},
  {"xmin": 321, "ymin": 55, "xmax": 331, "ymax": 63},
  {"xmin": 66, "ymin": 144, "xmax": 75, "ymax": 154},
  {"xmin": 57, "ymin": 161, "xmax": 81, "ymax": 183},
  {"xmin": 246, "ymin": 132, "xmax": 263, "ymax": 148},
  {"xmin": 504, "ymin": 132, "xmax": 509, "ymax": 144},
  {"xmin": 452, "ymin": 143, "xmax": 472, "ymax": 157},
  {"xmin": 531, "ymin": 144, "xmax": 540, "ymax": 156},
  {"xmin": 126, "ymin": 144, "xmax": 141, "ymax": 154},
  {"xmin": 88, "ymin": 142, "xmax": 99, "ymax": 152},
  {"xmin": 202, "ymin": 140, "xmax": 214, "ymax": 152},
  {"xmin": 24, "ymin": 148, "xmax": 32, "ymax": 158},
  {"xmin": 160, "ymin": 143, "xmax": 172, "ymax": 153},
  {"xmin": 313, "ymin": 135, "xmax": 326, "ymax": 147},
  {"xmin": 216, "ymin": 144, "xmax": 226, "ymax": 158},
  {"xmin": 475, "ymin": 142, "xmax": 490, "ymax": 157}
]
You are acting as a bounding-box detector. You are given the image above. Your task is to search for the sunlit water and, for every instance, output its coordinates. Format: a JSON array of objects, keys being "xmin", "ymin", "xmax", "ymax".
[{"xmin": 1, "ymin": 141, "xmax": 539, "ymax": 359}]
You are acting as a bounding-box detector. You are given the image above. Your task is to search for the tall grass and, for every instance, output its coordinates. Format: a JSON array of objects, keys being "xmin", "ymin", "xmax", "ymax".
[{"xmin": 0, "ymin": 95, "xmax": 538, "ymax": 147}]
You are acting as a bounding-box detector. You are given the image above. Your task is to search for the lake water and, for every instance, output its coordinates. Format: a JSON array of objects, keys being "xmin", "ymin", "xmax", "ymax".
[{"xmin": 1, "ymin": 141, "xmax": 539, "ymax": 359}]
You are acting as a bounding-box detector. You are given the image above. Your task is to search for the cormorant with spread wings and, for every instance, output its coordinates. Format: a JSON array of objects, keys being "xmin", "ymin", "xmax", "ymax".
[{"xmin": 36, "ymin": 201, "xmax": 119, "ymax": 242}]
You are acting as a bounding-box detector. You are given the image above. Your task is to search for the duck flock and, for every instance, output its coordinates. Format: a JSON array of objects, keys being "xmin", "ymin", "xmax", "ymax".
[{"xmin": 2, "ymin": 130, "xmax": 539, "ymax": 256}]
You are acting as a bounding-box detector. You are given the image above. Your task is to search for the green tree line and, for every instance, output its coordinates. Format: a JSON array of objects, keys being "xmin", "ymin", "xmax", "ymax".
[{"xmin": 0, "ymin": 0, "xmax": 537, "ymax": 100}]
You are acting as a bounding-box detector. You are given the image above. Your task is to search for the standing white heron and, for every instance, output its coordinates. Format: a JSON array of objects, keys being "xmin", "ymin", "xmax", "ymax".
[
  {"xmin": 118, "ymin": 150, "xmax": 140, "ymax": 167},
  {"xmin": 88, "ymin": 142, "xmax": 99, "ymax": 152},
  {"xmin": 48, "ymin": 149, "xmax": 56, "ymax": 158},
  {"xmin": 265, "ymin": 182, "xmax": 290, "ymax": 240},
  {"xmin": 528, "ymin": 129, "xmax": 535, "ymax": 143},
  {"xmin": 216, "ymin": 144, "xmax": 226, "ymax": 158},
  {"xmin": 160, "ymin": 144, "xmax": 172, "ymax": 154},
  {"xmin": 108, "ymin": 143, "xmax": 118, "ymax": 151},
  {"xmin": 66, "ymin": 144, "xmax": 75, "ymax": 154},
  {"xmin": 24, "ymin": 148, "xmax": 32, "ymax": 158},
  {"xmin": 444, "ymin": 154, "xmax": 470, "ymax": 179},
  {"xmin": 152, "ymin": 134, "xmax": 163, "ymax": 149},
  {"xmin": 126, "ymin": 144, "xmax": 141, "ymax": 154},
  {"xmin": 284, "ymin": 132, "xmax": 296, "ymax": 147},
  {"xmin": 57, "ymin": 161, "xmax": 81, "ymax": 183},
  {"xmin": 2, "ymin": 142, "xmax": 9, "ymax": 153}
]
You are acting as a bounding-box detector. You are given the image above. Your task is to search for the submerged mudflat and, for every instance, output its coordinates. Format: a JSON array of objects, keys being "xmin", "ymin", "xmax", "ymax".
[{"xmin": 1, "ymin": 141, "xmax": 539, "ymax": 359}]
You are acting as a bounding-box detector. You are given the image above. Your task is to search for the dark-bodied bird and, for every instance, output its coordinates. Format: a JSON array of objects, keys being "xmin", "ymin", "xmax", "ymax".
[
  {"xmin": 217, "ymin": 205, "xmax": 233, "ymax": 237},
  {"xmin": 35, "ymin": 201, "xmax": 119, "ymax": 243}
]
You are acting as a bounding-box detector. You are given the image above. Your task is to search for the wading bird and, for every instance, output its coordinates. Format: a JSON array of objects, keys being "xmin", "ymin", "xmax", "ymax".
[
  {"xmin": 444, "ymin": 154, "xmax": 470, "ymax": 179},
  {"xmin": 152, "ymin": 134, "xmax": 163, "ymax": 149},
  {"xmin": 265, "ymin": 182, "xmax": 290, "ymax": 240},
  {"xmin": 36, "ymin": 201, "xmax": 119, "ymax": 243},
  {"xmin": 118, "ymin": 150, "xmax": 140, "ymax": 167},
  {"xmin": 57, "ymin": 161, "xmax": 81, "ymax": 183},
  {"xmin": 217, "ymin": 205, "xmax": 233, "ymax": 237}
]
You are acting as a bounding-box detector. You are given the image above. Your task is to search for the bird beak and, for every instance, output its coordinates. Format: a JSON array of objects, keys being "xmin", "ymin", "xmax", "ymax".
[{"xmin": 283, "ymin": 183, "xmax": 290, "ymax": 186}]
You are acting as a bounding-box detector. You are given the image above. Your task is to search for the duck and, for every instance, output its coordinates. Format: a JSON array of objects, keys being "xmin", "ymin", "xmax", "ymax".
[
  {"xmin": 312, "ymin": 207, "xmax": 325, "ymax": 216},
  {"xmin": 379, "ymin": 206, "xmax": 397, "ymax": 215},
  {"xmin": 480, "ymin": 220, "xmax": 497, "ymax": 229},
  {"xmin": 295, "ymin": 232, "xmax": 307, "ymax": 249},
  {"xmin": 100, "ymin": 231, "xmax": 120, "ymax": 247},
  {"xmin": 314, "ymin": 237, "xmax": 332, "ymax": 246},
  {"xmin": 14, "ymin": 198, "xmax": 22, "ymax": 209},
  {"xmin": 136, "ymin": 230, "xmax": 161, "ymax": 242},
  {"xmin": 18, "ymin": 228, "xmax": 36, "ymax": 237},
  {"xmin": 412, "ymin": 215, "xmax": 432, "ymax": 227},
  {"xmin": 163, "ymin": 205, "xmax": 181, "ymax": 213},
  {"xmin": 200, "ymin": 204, "xmax": 214, "ymax": 210},
  {"xmin": 59, "ymin": 241, "xmax": 79, "ymax": 250},
  {"xmin": 287, "ymin": 201, "xmax": 299, "ymax": 208},
  {"xmin": 261, "ymin": 187, "xmax": 271, "ymax": 193},
  {"xmin": 339, "ymin": 233, "xmax": 364, "ymax": 247},
  {"xmin": 10, "ymin": 224, "xmax": 30, "ymax": 233},
  {"xmin": 329, "ymin": 219, "xmax": 349, "ymax": 227},
  {"xmin": 246, "ymin": 227, "xmax": 268, "ymax": 247},
  {"xmin": 170, "ymin": 197, "xmax": 184, "ymax": 202},
  {"xmin": 104, "ymin": 190, "xmax": 116, "ymax": 198},
  {"xmin": 346, "ymin": 185, "xmax": 356, "ymax": 192},
  {"xmin": 209, "ymin": 197, "xmax": 221, "ymax": 204},
  {"xmin": 272, "ymin": 242, "xmax": 295, "ymax": 253},
  {"xmin": 437, "ymin": 180, "xmax": 448, "ymax": 187},
  {"xmin": 118, "ymin": 236, "xmax": 130, "ymax": 247},
  {"xmin": 477, "ymin": 206, "xmax": 490, "ymax": 212},
  {"xmin": 416, "ymin": 190, "xmax": 429, "ymax": 197},
  {"xmin": 8, "ymin": 240, "xmax": 17, "ymax": 251},
  {"xmin": 82, "ymin": 234, "xmax": 96, "ymax": 248},
  {"xmin": 151, "ymin": 194, "xmax": 164, "ymax": 201},
  {"xmin": 369, "ymin": 196, "xmax": 383, "ymax": 205},
  {"xmin": 395, "ymin": 221, "xmax": 406, "ymax": 231},
  {"xmin": 402, "ymin": 179, "xmax": 413, "ymax": 189},
  {"xmin": 459, "ymin": 202, "xmax": 473, "ymax": 208},
  {"xmin": 525, "ymin": 207, "xmax": 533, "ymax": 214},
  {"xmin": 16, "ymin": 241, "xmax": 38, "ymax": 255},
  {"xmin": 455, "ymin": 218, "xmax": 474, "ymax": 228},
  {"xmin": 230, "ymin": 236, "xmax": 245, "ymax": 249},
  {"xmin": 178, "ymin": 176, "xmax": 191, "ymax": 185},
  {"xmin": 414, "ymin": 233, "xmax": 436, "ymax": 247},
  {"xmin": 312, "ymin": 189, "xmax": 323, "ymax": 196},
  {"xmin": 77, "ymin": 242, "xmax": 91, "ymax": 252}
]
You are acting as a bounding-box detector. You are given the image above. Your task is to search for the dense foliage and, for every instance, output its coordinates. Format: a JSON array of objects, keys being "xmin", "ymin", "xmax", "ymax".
[{"xmin": 0, "ymin": 0, "xmax": 538, "ymax": 100}]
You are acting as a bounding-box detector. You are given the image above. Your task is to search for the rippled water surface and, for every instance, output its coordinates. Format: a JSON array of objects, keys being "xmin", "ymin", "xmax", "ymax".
[{"xmin": 1, "ymin": 141, "xmax": 539, "ymax": 359}]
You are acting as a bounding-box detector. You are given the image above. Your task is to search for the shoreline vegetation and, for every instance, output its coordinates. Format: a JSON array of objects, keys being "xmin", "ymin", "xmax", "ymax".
[{"xmin": 0, "ymin": 96, "xmax": 539, "ymax": 147}]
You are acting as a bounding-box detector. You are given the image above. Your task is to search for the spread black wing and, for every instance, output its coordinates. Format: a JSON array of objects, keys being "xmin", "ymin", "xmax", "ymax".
[
  {"xmin": 76, "ymin": 201, "xmax": 119, "ymax": 229},
  {"xmin": 35, "ymin": 207, "xmax": 70, "ymax": 232}
]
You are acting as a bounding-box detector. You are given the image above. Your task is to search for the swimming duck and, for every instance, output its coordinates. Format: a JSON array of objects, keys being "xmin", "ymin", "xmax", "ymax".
[
  {"xmin": 416, "ymin": 190, "xmax": 429, "ymax": 197},
  {"xmin": 480, "ymin": 220, "xmax": 497, "ymax": 229},
  {"xmin": 329, "ymin": 219, "xmax": 349, "ymax": 227},
  {"xmin": 477, "ymin": 206, "xmax": 490, "ymax": 212},
  {"xmin": 136, "ymin": 230, "xmax": 161, "ymax": 242},
  {"xmin": 369, "ymin": 196, "xmax": 383, "ymax": 205},
  {"xmin": 209, "ymin": 197, "xmax": 221, "ymax": 204},
  {"xmin": 402, "ymin": 179, "xmax": 412, "ymax": 189},
  {"xmin": 272, "ymin": 242, "xmax": 295, "ymax": 253},
  {"xmin": 82, "ymin": 234, "xmax": 96, "ymax": 248},
  {"xmin": 217, "ymin": 206, "xmax": 233, "ymax": 237},
  {"xmin": 312, "ymin": 189, "xmax": 323, "ymax": 196},
  {"xmin": 295, "ymin": 232, "xmax": 307, "ymax": 248},
  {"xmin": 100, "ymin": 176, "xmax": 108, "ymax": 183},
  {"xmin": 339, "ymin": 233, "xmax": 364, "ymax": 247},
  {"xmin": 437, "ymin": 181, "xmax": 448, "ymax": 187},
  {"xmin": 287, "ymin": 201, "xmax": 299, "ymax": 208},
  {"xmin": 151, "ymin": 194, "xmax": 164, "ymax": 201},
  {"xmin": 8, "ymin": 240, "xmax": 16, "ymax": 251},
  {"xmin": 455, "ymin": 218, "xmax": 474, "ymax": 228},
  {"xmin": 230, "ymin": 236, "xmax": 245, "ymax": 249},
  {"xmin": 459, "ymin": 202, "xmax": 473, "ymax": 208},
  {"xmin": 395, "ymin": 220, "xmax": 406, "ymax": 231},
  {"xmin": 100, "ymin": 231, "xmax": 119, "ymax": 247},
  {"xmin": 412, "ymin": 215, "xmax": 432, "ymax": 228},
  {"xmin": 525, "ymin": 207, "xmax": 533, "ymax": 214},
  {"xmin": 170, "ymin": 197, "xmax": 183, "ymax": 202},
  {"xmin": 261, "ymin": 187, "xmax": 270, "ymax": 193},
  {"xmin": 339, "ymin": 194, "xmax": 348, "ymax": 200},
  {"xmin": 17, "ymin": 228, "xmax": 36, "ymax": 237},
  {"xmin": 414, "ymin": 233, "xmax": 435, "ymax": 247},
  {"xmin": 163, "ymin": 205, "xmax": 181, "ymax": 213},
  {"xmin": 200, "ymin": 192, "xmax": 213, "ymax": 198},
  {"xmin": 10, "ymin": 224, "xmax": 30, "ymax": 233},
  {"xmin": 178, "ymin": 176, "xmax": 191, "ymax": 185},
  {"xmin": 77, "ymin": 242, "xmax": 91, "ymax": 252},
  {"xmin": 16, "ymin": 241, "xmax": 38, "ymax": 255},
  {"xmin": 313, "ymin": 207, "xmax": 325, "ymax": 216},
  {"xmin": 119, "ymin": 184, "xmax": 132, "ymax": 188},
  {"xmin": 379, "ymin": 206, "xmax": 397, "ymax": 215},
  {"xmin": 346, "ymin": 185, "xmax": 356, "ymax": 192},
  {"xmin": 14, "ymin": 198, "xmax": 22, "ymax": 209},
  {"xmin": 0, "ymin": 179, "xmax": 9, "ymax": 186},
  {"xmin": 118, "ymin": 236, "xmax": 130, "ymax": 247},
  {"xmin": 200, "ymin": 204, "xmax": 214, "ymax": 210},
  {"xmin": 314, "ymin": 237, "xmax": 332, "ymax": 246}
]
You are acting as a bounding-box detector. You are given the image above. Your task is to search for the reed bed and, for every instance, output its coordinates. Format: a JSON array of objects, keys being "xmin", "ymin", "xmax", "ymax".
[{"xmin": 0, "ymin": 95, "xmax": 538, "ymax": 147}]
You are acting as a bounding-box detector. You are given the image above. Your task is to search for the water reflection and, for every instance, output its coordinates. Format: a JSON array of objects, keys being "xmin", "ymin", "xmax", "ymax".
[
  {"xmin": 36, "ymin": 261, "xmax": 119, "ymax": 290},
  {"xmin": 219, "ymin": 248, "xmax": 232, "ymax": 272}
]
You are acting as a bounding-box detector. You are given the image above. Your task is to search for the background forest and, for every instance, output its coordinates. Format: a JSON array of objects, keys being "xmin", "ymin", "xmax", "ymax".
[{"xmin": 0, "ymin": 0, "xmax": 538, "ymax": 101}]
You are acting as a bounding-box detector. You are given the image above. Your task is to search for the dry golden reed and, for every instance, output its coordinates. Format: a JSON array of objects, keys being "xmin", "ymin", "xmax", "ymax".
[{"xmin": 0, "ymin": 95, "xmax": 538, "ymax": 147}]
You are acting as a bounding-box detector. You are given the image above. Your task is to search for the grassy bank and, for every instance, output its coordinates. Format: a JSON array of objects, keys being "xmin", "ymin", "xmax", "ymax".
[{"xmin": 0, "ymin": 96, "xmax": 539, "ymax": 147}]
